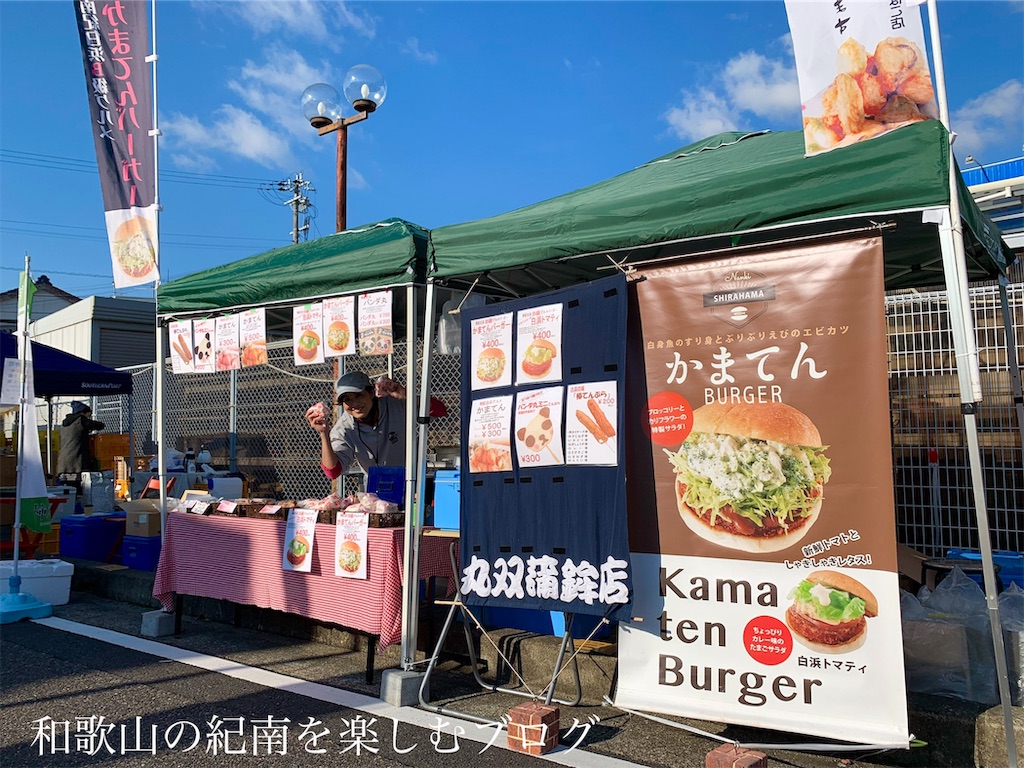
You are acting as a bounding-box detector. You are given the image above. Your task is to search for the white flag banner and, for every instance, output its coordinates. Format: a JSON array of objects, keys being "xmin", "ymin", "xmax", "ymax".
[{"xmin": 785, "ymin": 0, "xmax": 937, "ymax": 155}]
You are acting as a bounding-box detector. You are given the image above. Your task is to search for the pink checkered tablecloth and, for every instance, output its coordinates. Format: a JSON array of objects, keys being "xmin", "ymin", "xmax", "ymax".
[{"xmin": 152, "ymin": 512, "xmax": 455, "ymax": 649}]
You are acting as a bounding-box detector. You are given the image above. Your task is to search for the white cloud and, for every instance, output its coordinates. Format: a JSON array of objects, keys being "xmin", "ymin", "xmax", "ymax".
[
  {"xmin": 663, "ymin": 37, "xmax": 799, "ymax": 143},
  {"xmin": 951, "ymin": 80, "xmax": 1024, "ymax": 160},
  {"xmin": 163, "ymin": 106, "xmax": 297, "ymax": 171},
  {"xmin": 227, "ymin": 0, "xmax": 376, "ymax": 45},
  {"xmin": 402, "ymin": 37, "xmax": 439, "ymax": 64},
  {"xmin": 664, "ymin": 89, "xmax": 739, "ymax": 142}
]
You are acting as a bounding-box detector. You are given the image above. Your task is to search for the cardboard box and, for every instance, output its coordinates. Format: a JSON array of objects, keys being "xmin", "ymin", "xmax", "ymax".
[
  {"xmin": 0, "ymin": 559, "xmax": 74, "ymax": 605},
  {"xmin": 119, "ymin": 500, "xmax": 163, "ymax": 537}
]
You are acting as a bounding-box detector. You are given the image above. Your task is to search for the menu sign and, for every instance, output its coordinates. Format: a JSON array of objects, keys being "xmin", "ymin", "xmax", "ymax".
[
  {"xmin": 358, "ymin": 290, "xmax": 393, "ymax": 355},
  {"xmin": 192, "ymin": 318, "xmax": 216, "ymax": 374},
  {"xmin": 293, "ymin": 303, "xmax": 325, "ymax": 366},
  {"xmin": 335, "ymin": 512, "xmax": 369, "ymax": 579},
  {"xmin": 239, "ymin": 308, "xmax": 268, "ymax": 367},
  {"xmin": 215, "ymin": 314, "xmax": 241, "ymax": 371},
  {"xmin": 282, "ymin": 508, "xmax": 318, "ymax": 573},
  {"xmin": 323, "ymin": 296, "xmax": 355, "ymax": 358},
  {"xmin": 566, "ymin": 381, "xmax": 618, "ymax": 466},
  {"xmin": 514, "ymin": 386, "xmax": 564, "ymax": 468},
  {"xmin": 168, "ymin": 320, "xmax": 193, "ymax": 374},
  {"xmin": 615, "ymin": 238, "xmax": 909, "ymax": 746},
  {"xmin": 469, "ymin": 312, "xmax": 513, "ymax": 391},
  {"xmin": 467, "ymin": 395, "xmax": 513, "ymax": 473},
  {"xmin": 515, "ymin": 303, "xmax": 562, "ymax": 385}
]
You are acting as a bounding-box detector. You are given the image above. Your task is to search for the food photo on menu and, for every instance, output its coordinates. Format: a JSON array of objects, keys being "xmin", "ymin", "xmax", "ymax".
[
  {"xmin": 323, "ymin": 295, "xmax": 356, "ymax": 357},
  {"xmin": 515, "ymin": 303, "xmax": 563, "ymax": 385},
  {"xmin": 467, "ymin": 395, "xmax": 514, "ymax": 473},
  {"xmin": 513, "ymin": 387, "xmax": 565, "ymax": 468},
  {"xmin": 469, "ymin": 312, "xmax": 513, "ymax": 391},
  {"xmin": 566, "ymin": 381, "xmax": 618, "ymax": 466}
]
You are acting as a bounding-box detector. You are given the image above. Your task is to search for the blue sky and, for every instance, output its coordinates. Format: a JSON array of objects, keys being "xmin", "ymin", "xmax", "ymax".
[{"xmin": 1, "ymin": 0, "xmax": 1022, "ymax": 298}]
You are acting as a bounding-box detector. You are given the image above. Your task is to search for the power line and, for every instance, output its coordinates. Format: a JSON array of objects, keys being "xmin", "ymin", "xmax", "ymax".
[
  {"xmin": 0, "ymin": 149, "xmax": 280, "ymax": 190},
  {"xmin": 0, "ymin": 218, "xmax": 279, "ymax": 245}
]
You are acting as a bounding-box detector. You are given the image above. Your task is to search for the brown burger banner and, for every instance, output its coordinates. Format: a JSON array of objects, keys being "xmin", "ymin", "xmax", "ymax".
[{"xmin": 615, "ymin": 238, "xmax": 909, "ymax": 747}]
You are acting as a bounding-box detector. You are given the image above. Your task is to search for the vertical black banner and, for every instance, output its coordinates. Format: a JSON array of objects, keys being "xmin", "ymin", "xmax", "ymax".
[{"xmin": 74, "ymin": 0, "xmax": 158, "ymax": 287}]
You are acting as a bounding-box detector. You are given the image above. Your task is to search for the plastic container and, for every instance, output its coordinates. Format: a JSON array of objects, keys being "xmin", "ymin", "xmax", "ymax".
[
  {"xmin": 946, "ymin": 548, "xmax": 1023, "ymax": 589},
  {"xmin": 0, "ymin": 559, "xmax": 74, "ymax": 605},
  {"xmin": 486, "ymin": 606, "xmax": 612, "ymax": 639},
  {"xmin": 122, "ymin": 535, "xmax": 162, "ymax": 571},
  {"xmin": 433, "ymin": 470, "xmax": 460, "ymax": 530},
  {"xmin": 59, "ymin": 513, "xmax": 122, "ymax": 562},
  {"xmin": 367, "ymin": 466, "xmax": 405, "ymax": 507}
]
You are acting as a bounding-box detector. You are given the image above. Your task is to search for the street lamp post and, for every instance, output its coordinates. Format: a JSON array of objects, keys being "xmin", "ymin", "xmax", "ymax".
[{"xmin": 301, "ymin": 65, "xmax": 387, "ymax": 232}]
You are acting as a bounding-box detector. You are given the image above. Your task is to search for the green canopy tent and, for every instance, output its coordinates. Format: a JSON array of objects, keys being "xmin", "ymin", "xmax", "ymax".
[
  {"xmin": 423, "ymin": 120, "xmax": 1019, "ymax": 743},
  {"xmin": 154, "ymin": 218, "xmax": 433, "ymax": 673},
  {"xmin": 429, "ymin": 121, "xmax": 1012, "ymax": 296},
  {"xmin": 158, "ymin": 218, "xmax": 430, "ymax": 317}
]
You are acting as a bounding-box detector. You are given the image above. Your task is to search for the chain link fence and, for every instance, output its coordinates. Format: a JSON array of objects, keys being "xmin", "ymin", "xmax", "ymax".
[{"xmin": 34, "ymin": 279, "xmax": 1020, "ymax": 558}]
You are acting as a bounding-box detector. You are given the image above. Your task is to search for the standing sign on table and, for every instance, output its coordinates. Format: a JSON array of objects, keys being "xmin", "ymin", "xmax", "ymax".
[{"xmin": 615, "ymin": 238, "xmax": 909, "ymax": 746}]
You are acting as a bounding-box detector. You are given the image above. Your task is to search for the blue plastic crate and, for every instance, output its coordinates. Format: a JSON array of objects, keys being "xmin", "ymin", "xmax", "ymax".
[
  {"xmin": 433, "ymin": 470, "xmax": 460, "ymax": 530},
  {"xmin": 946, "ymin": 548, "xmax": 1023, "ymax": 589},
  {"xmin": 486, "ymin": 606, "xmax": 612, "ymax": 639},
  {"xmin": 367, "ymin": 466, "xmax": 405, "ymax": 507},
  {"xmin": 122, "ymin": 535, "xmax": 162, "ymax": 572},
  {"xmin": 60, "ymin": 513, "xmax": 122, "ymax": 562}
]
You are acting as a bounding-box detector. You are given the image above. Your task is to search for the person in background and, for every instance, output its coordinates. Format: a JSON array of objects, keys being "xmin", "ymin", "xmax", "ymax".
[{"xmin": 56, "ymin": 401, "xmax": 105, "ymax": 488}]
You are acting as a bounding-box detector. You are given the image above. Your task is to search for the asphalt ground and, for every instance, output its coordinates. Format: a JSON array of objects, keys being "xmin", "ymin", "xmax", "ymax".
[{"xmin": 0, "ymin": 590, "xmax": 983, "ymax": 767}]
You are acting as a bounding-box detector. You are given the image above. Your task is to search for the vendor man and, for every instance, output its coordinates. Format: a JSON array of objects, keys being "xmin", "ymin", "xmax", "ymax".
[{"xmin": 305, "ymin": 371, "xmax": 408, "ymax": 478}]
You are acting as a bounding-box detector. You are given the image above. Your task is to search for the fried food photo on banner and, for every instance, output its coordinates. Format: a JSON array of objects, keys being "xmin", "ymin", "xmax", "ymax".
[
  {"xmin": 804, "ymin": 36, "xmax": 935, "ymax": 153},
  {"xmin": 663, "ymin": 402, "xmax": 832, "ymax": 553}
]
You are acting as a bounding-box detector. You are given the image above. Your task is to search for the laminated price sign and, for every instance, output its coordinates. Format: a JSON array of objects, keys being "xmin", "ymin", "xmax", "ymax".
[
  {"xmin": 282, "ymin": 509, "xmax": 318, "ymax": 573},
  {"xmin": 335, "ymin": 512, "xmax": 369, "ymax": 579}
]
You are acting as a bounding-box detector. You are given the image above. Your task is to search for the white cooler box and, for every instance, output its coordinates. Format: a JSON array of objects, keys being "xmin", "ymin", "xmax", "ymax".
[{"xmin": 0, "ymin": 559, "xmax": 74, "ymax": 605}]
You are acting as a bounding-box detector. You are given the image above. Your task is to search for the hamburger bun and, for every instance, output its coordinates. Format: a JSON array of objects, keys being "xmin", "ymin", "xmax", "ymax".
[
  {"xmin": 476, "ymin": 347, "xmax": 506, "ymax": 383},
  {"xmin": 327, "ymin": 321, "xmax": 351, "ymax": 351},
  {"xmin": 785, "ymin": 570, "xmax": 877, "ymax": 654},
  {"xmin": 691, "ymin": 401, "xmax": 823, "ymax": 447}
]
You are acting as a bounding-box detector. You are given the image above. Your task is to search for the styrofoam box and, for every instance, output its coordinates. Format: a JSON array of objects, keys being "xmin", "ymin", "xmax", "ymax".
[{"xmin": 0, "ymin": 559, "xmax": 74, "ymax": 605}]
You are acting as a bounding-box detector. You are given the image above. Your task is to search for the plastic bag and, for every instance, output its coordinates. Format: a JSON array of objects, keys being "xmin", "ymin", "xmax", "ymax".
[
  {"xmin": 999, "ymin": 582, "xmax": 1024, "ymax": 705},
  {"xmin": 435, "ymin": 294, "xmax": 487, "ymax": 354},
  {"xmin": 902, "ymin": 567, "xmax": 997, "ymax": 704}
]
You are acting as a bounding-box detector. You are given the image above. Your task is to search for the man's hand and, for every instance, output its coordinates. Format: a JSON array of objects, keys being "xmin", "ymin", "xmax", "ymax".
[
  {"xmin": 305, "ymin": 402, "xmax": 331, "ymax": 434},
  {"xmin": 375, "ymin": 376, "xmax": 407, "ymax": 400}
]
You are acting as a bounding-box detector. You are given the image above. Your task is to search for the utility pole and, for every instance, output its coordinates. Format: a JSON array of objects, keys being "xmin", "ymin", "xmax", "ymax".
[{"xmin": 275, "ymin": 172, "xmax": 314, "ymax": 244}]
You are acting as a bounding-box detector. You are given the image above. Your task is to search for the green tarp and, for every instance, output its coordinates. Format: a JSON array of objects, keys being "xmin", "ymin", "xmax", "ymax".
[
  {"xmin": 157, "ymin": 219, "xmax": 429, "ymax": 317},
  {"xmin": 429, "ymin": 121, "xmax": 1014, "ymax": 293}
]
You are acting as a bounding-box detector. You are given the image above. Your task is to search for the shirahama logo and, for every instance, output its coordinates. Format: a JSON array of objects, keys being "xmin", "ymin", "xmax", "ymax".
[{"xmin": 703, "ymin": 268, "xmax": 775, "ymax": 329}]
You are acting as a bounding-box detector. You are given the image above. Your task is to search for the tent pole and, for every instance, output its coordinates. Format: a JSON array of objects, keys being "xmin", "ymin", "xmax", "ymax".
[
  {"xmin": 997, "ymin": 274, "xmax": 1024, "ymax": 457},
  {"xmin": 46, "ymin": 397, "xmax": 53, "ymax": 484},
  {"xmin": 400, "ymin": 283, "xmax": 423, "ymax": 670},
  {"xmin": 926, "ymin": 3, "xmax": 1016, "ymax": 765}
]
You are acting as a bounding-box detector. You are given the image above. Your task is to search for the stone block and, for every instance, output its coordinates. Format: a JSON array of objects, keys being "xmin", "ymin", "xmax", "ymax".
[
  {"xmin": 706, "ymin": 743, "xmax": 768, "ymax": 768},
  {"xmin": 140, "ymin": 609, "xmax": 175, "ymax": 638},
  {"xmin": 379, "ymin": 669, "xmax": 427, "ymax": 707},
  {"xmin": 507, "ymin": 702, "xmax": 559, "ymax": 755}
]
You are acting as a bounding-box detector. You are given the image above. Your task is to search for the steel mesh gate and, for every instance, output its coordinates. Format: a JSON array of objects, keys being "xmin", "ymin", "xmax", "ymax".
[{"xmin": 77, "ymin": 280, "xmax": 1021, "ymax": 557}]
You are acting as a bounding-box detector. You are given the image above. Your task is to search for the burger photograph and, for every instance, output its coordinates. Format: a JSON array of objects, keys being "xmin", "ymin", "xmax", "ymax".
[
  {"xmin": 521, "ymin": 338, "xmax": 557, "ymax": 378},
  {"xmin": 327, "ymin": 321, "xmax": 351, "ymax": 353},
  {"xmin": 785, "ymin": 569, "xmax": 878, "ymax": 653},
  {"xmin": 476, "ymin": 347, "xmax": 506, "ymax": 383},
  {"xmin": 112, "ymin": 215, "xmax": 157, "ymax": 281},
  {"xmin": 296, "ymin": 330, "xmax": 321, "ymax": 361},
  {"xmin": 663, "ymin": 401, "xmax": 832, "ymax": 553},
  {"xmin": 286, "ymin": 535, "xmax": 310, "ymax": 567},
  {"xmin": 338, "ymin": 540, "xmax": 363, "ymax": 573}
]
